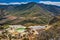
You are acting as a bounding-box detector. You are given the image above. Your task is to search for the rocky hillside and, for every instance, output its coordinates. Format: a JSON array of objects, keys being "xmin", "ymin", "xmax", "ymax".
[{"xmin": 0, "ymin": 2, "xmax": 60, "ymax": 26}]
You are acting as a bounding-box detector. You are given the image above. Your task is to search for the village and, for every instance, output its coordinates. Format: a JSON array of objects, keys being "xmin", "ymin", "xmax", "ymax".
[{"xmin": 0, "ymin": 25, "xmax": 49, "ymax": 40}]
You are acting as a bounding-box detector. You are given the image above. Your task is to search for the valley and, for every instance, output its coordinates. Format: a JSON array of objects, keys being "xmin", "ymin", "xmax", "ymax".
[{"xmin": 0, "ymin": 2, "xmax": 60, "ymax": 40}]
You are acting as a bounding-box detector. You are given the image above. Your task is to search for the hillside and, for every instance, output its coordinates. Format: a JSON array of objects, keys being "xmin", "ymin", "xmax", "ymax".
[
  {"xmin": 0, "ymin": 2, "xmax": 60, "ymax": 26},
  {"xmin": 36, "ymin": 16, "xmax": 60, "ymax": 40}
]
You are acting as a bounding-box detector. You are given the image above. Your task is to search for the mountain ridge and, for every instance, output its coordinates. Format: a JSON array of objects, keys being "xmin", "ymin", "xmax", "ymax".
[{"xmin": 0, "ymin": 2, "xmax": 60, "ymax": 26}]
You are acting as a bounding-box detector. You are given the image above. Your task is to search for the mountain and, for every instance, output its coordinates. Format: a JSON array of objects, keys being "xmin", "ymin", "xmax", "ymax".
[
  {"xmin": 0, "ymin": 2, "xmax": 60, "ymax": 26},
  {"xmin": 39, "ymin": 3, "xmax": 60, "ymax": 16}
]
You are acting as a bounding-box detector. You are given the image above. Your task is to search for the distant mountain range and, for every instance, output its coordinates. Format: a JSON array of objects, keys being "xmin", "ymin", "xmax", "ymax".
[{"xmin": 0, "ymin": 2, "xmax": 60, "ymax": 26}]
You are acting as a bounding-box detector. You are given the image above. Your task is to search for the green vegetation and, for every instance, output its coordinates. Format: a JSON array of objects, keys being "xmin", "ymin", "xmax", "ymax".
[
  {"xmin": 37, "ymin": 16, "xmax": 60, "ymax": 40},
  {"xmin": 0, "ymin": 2, "xmax": 53, "ymax": 25}
]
